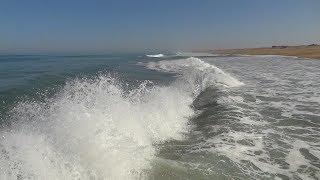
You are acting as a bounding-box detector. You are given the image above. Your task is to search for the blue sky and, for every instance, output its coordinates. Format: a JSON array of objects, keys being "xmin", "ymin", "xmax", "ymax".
[{"xmin": 1, "ymin": 0, "xmax": 319, "ymax": 53}]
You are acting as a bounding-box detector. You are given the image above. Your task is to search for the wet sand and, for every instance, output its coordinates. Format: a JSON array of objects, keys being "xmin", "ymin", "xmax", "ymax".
[{"xmin": 207, "ymin": 45, "xmax": 320, "ymax": 60}]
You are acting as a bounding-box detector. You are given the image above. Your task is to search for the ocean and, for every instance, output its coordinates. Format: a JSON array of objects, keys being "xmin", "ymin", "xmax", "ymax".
[{"xmin": 0, "ymin": 53, "xmax": 319, "ymax": 179}]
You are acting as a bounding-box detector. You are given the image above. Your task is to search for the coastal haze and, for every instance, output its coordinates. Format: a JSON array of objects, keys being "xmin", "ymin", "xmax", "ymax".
[{"xmin": 1, "ymin": 1, "xmax": 320, "ymax": 180}]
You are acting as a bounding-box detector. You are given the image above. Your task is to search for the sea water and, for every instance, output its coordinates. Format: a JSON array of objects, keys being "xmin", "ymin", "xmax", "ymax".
[{"xmin": 0, "ymin": 54, "xmax": 319, "ymax": 179}]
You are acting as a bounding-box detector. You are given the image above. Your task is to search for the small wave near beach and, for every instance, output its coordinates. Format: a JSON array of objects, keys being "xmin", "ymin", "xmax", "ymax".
[{"xmin": 146, "ymin": 54, "xmax": 164, "ymax": 58}]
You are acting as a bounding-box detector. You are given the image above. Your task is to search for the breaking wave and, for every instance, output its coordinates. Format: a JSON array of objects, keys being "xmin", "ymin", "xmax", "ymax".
[
  {"xmin": 145, "ymin": 57, "xmax": 244, "ymax": 88},
  {"xmin": 0, "ymin": 57, "xmax": 242, "ymax": 179},
  {"xmin": 146, "ymin": 54, "xmax": 164, "ymax": 58}
]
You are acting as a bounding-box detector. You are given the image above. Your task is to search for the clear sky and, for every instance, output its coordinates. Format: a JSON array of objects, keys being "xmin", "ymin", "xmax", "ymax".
[{"xmin": 1, "ymin": 0, "xmax": 319, "ymax": 53}]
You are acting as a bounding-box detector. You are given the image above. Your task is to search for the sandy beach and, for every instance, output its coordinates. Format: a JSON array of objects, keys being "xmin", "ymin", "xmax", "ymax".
[{"xmin": 207, "ymin": 45, "xmax": 320, "ymax": 60}]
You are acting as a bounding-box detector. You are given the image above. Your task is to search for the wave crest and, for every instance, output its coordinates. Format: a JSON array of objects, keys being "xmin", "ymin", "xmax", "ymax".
[
  {"xmin": 0, "ymin": 57, "xmax": 243, "ymax": 179},
  {"xmin": 146, "ymin": 57, "xmax": 244, "ymax": 89},
  {"xmin": 146, "ymin": 54, "xmax": 164, "ymax": 58},
  {"xmin": 0, "ymin": 75, "xmax": 193, "ymax": 179}
]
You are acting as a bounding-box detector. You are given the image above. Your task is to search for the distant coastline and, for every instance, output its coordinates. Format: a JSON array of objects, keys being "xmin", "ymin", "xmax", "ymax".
[{"xmin": 202, "ymin": 44, "xmax": 320, "ymax": 60}]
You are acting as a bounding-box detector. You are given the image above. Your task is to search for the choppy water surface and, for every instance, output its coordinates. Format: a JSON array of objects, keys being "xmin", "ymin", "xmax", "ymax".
[{"xmin": 0, "ymin": 54, "xmax": 319, "ymax": 179}]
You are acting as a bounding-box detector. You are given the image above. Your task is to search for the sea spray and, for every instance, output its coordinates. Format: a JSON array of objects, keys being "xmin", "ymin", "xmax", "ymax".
[
  {"xmin": 0, "ymin": 57, "xmax": 243, "ymax": 179},
  {"xmin": 0, "ymin": 75, "xmax": 194, "ymax": 179}
]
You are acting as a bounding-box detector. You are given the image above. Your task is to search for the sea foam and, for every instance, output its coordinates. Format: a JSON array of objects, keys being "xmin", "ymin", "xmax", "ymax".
[
  {"xmin": 146, "ymin": 54, "xmax": 164, "ymax": 58},
  {"xmin": 146, "ymin": 57, "xmax": 244, "ymax": 89}
]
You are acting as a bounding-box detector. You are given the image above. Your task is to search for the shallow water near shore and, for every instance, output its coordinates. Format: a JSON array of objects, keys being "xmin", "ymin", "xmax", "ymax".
[{"xmin": 0, "ymin": 54, "xmax": 319, "ymax": 179}]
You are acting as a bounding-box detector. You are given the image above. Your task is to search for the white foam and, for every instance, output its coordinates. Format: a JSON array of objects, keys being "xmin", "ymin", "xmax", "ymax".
[
  {"xmin": 146, "ymin": 54, "xmax": 164, "ymax": 58},
  {"xmin": 203, "ymin": 127, "xmax": 320, "ymax": 179},
  {"xmin": 145, "ymin": 57, "xmax": 244, "ymax": 89},
  {"xmin": 0, "ymin": 75, "xmax": 194, "ymax": 179},
  {"xmin": 188, "ymin": 54, "xmax": 320, "ymax": 179}
]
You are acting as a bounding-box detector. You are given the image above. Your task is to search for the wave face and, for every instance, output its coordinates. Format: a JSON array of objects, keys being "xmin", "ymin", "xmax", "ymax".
[
  {"xmin": 0, "ymin": 57, "xmax": 243, "ymax": 179},
  {"xmin": 146, "ymin": 54, "xmax": 164, "ymax": 58}
]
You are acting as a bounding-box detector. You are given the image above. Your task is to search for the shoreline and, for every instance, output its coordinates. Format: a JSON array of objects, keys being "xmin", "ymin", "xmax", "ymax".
[{"xmin": 203, "ymin": 45, "xmax": 320, "ymax": 60}]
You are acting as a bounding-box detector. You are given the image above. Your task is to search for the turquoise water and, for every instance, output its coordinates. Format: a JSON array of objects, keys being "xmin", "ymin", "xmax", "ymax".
[{"xmin": 0, "ymin": 54, "xmax": 319, "ymax": 179}]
